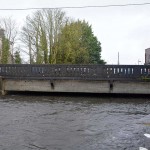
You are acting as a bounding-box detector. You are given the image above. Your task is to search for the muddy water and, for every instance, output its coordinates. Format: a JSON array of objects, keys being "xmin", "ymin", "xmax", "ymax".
[{"xmin": 0, "ymin": 94, "xmax": 150, "ymax": 150}]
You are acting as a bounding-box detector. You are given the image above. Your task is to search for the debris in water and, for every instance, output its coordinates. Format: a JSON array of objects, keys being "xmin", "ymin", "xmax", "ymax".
[
  {"xmin": 144, "ymin": 133, "xmax": 150, "ymax": 138},
  {"xmin": 139, "ymin": 147, "xmax": 148, "ymax": 150}
]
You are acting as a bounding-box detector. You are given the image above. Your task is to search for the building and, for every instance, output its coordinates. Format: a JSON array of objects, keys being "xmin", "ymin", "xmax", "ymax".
[{"xmin": 145, "ymin": 48, "xmax": 150, "ymax": 65}]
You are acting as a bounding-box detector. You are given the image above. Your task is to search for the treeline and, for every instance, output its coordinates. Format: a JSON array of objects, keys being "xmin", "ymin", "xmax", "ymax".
[{"xmin": 0, "ymin": 9, "xmax": 105, "ymax": 64}]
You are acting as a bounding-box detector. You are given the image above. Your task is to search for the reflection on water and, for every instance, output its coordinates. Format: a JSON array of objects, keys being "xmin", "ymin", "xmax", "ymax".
[{"xmin": 0, "ymin": 94, "xmax": 150, "ymax": 150}]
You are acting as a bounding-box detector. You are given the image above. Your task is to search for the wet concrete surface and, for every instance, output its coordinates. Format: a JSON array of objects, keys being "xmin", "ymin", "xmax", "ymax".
[{"xmin": 0, "ymin": 94, "xmax": 150, "ymax": 150}]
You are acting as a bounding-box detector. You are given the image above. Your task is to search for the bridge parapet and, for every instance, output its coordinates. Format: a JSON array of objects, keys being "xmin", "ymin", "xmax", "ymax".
[{"xmin": 0, "ymin": 64, "xmax": 149, "ymax": 81}]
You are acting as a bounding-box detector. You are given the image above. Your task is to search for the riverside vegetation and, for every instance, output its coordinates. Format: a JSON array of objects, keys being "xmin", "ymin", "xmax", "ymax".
[{"xmin": 0, "ymin": 9, "xmax": 105, "ymax": 64}]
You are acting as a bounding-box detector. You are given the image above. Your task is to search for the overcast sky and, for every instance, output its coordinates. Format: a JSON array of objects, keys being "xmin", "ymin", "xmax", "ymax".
[{"xmin": 0, "ymin": 0, "xmax": 150, "ymax": 64}]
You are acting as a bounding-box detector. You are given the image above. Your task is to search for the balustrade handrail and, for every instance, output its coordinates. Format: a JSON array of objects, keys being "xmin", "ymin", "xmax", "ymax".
[{"xmin": 0, "ymin": 64, "xmax": 149, "ymax": 81}]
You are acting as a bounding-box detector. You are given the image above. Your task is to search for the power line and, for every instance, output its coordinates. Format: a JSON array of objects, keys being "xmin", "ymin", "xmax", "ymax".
[{"xmin": 0, "ymin": 2, "xmax": 150, "ymax": 10}]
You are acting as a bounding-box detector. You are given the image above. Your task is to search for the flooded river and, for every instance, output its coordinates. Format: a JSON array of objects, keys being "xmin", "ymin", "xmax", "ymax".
[{"xmin": 0, "ymin": 94, "xmax": 150, "ymax": 150}]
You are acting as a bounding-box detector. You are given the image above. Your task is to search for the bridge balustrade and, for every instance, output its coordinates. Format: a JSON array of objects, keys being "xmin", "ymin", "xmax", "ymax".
[{"xmin": 0, "ymin": 64, "xmax": 149, "ymax": 80}]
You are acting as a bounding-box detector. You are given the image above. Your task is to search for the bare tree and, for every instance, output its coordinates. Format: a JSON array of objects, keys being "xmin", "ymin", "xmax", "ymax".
[
  {"xmin": 21, "ymin": 22, "xmax": 36, "ymax": 64},
  {"xmin": 21, "ymin": 9, "xmax": 67, "ymax": 64}
]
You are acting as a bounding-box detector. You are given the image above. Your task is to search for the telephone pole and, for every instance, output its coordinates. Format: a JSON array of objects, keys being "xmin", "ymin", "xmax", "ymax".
[{"xmin": 118, "ymin": 52, "xmax": 120, "ymax": 65}]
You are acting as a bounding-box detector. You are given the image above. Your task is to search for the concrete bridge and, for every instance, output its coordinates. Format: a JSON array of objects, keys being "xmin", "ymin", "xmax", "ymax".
[{"xmin": 0, "ymin": 64, "xmax": 150, "ymax": 95}]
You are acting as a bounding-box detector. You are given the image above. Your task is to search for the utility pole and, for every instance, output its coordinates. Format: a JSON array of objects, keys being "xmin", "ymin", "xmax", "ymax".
[
  {"xmin": 138, "ymin": 59, "xmax": 141, "ymax": 65},
  {"xmin": 118, "ymin": 52, "xmax": 120, "ymax": 65}
]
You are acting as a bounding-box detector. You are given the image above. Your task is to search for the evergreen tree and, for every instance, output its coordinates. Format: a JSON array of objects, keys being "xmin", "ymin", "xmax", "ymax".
[
  {"xmin": 1, "ymin": 37, "xmax": 10, "ymax": 64},
  {"xmin": 56, "ymin": 20, "xmax": 105, "ymax": 64},
  {"xmin": 14, "ymin": 51, "xmax": 22, "ymax": 64}
]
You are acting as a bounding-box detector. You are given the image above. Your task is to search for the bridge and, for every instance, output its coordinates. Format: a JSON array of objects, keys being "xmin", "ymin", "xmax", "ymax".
[{"xmin": 0, "ymin": 64, "xmax": 150, "ymax": 95}]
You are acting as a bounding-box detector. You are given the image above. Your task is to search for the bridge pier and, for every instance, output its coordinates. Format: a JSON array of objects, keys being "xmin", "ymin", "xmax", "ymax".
[{"xmin": 0, "ymin": 77, "xmax": 7, "ymax": 95}]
